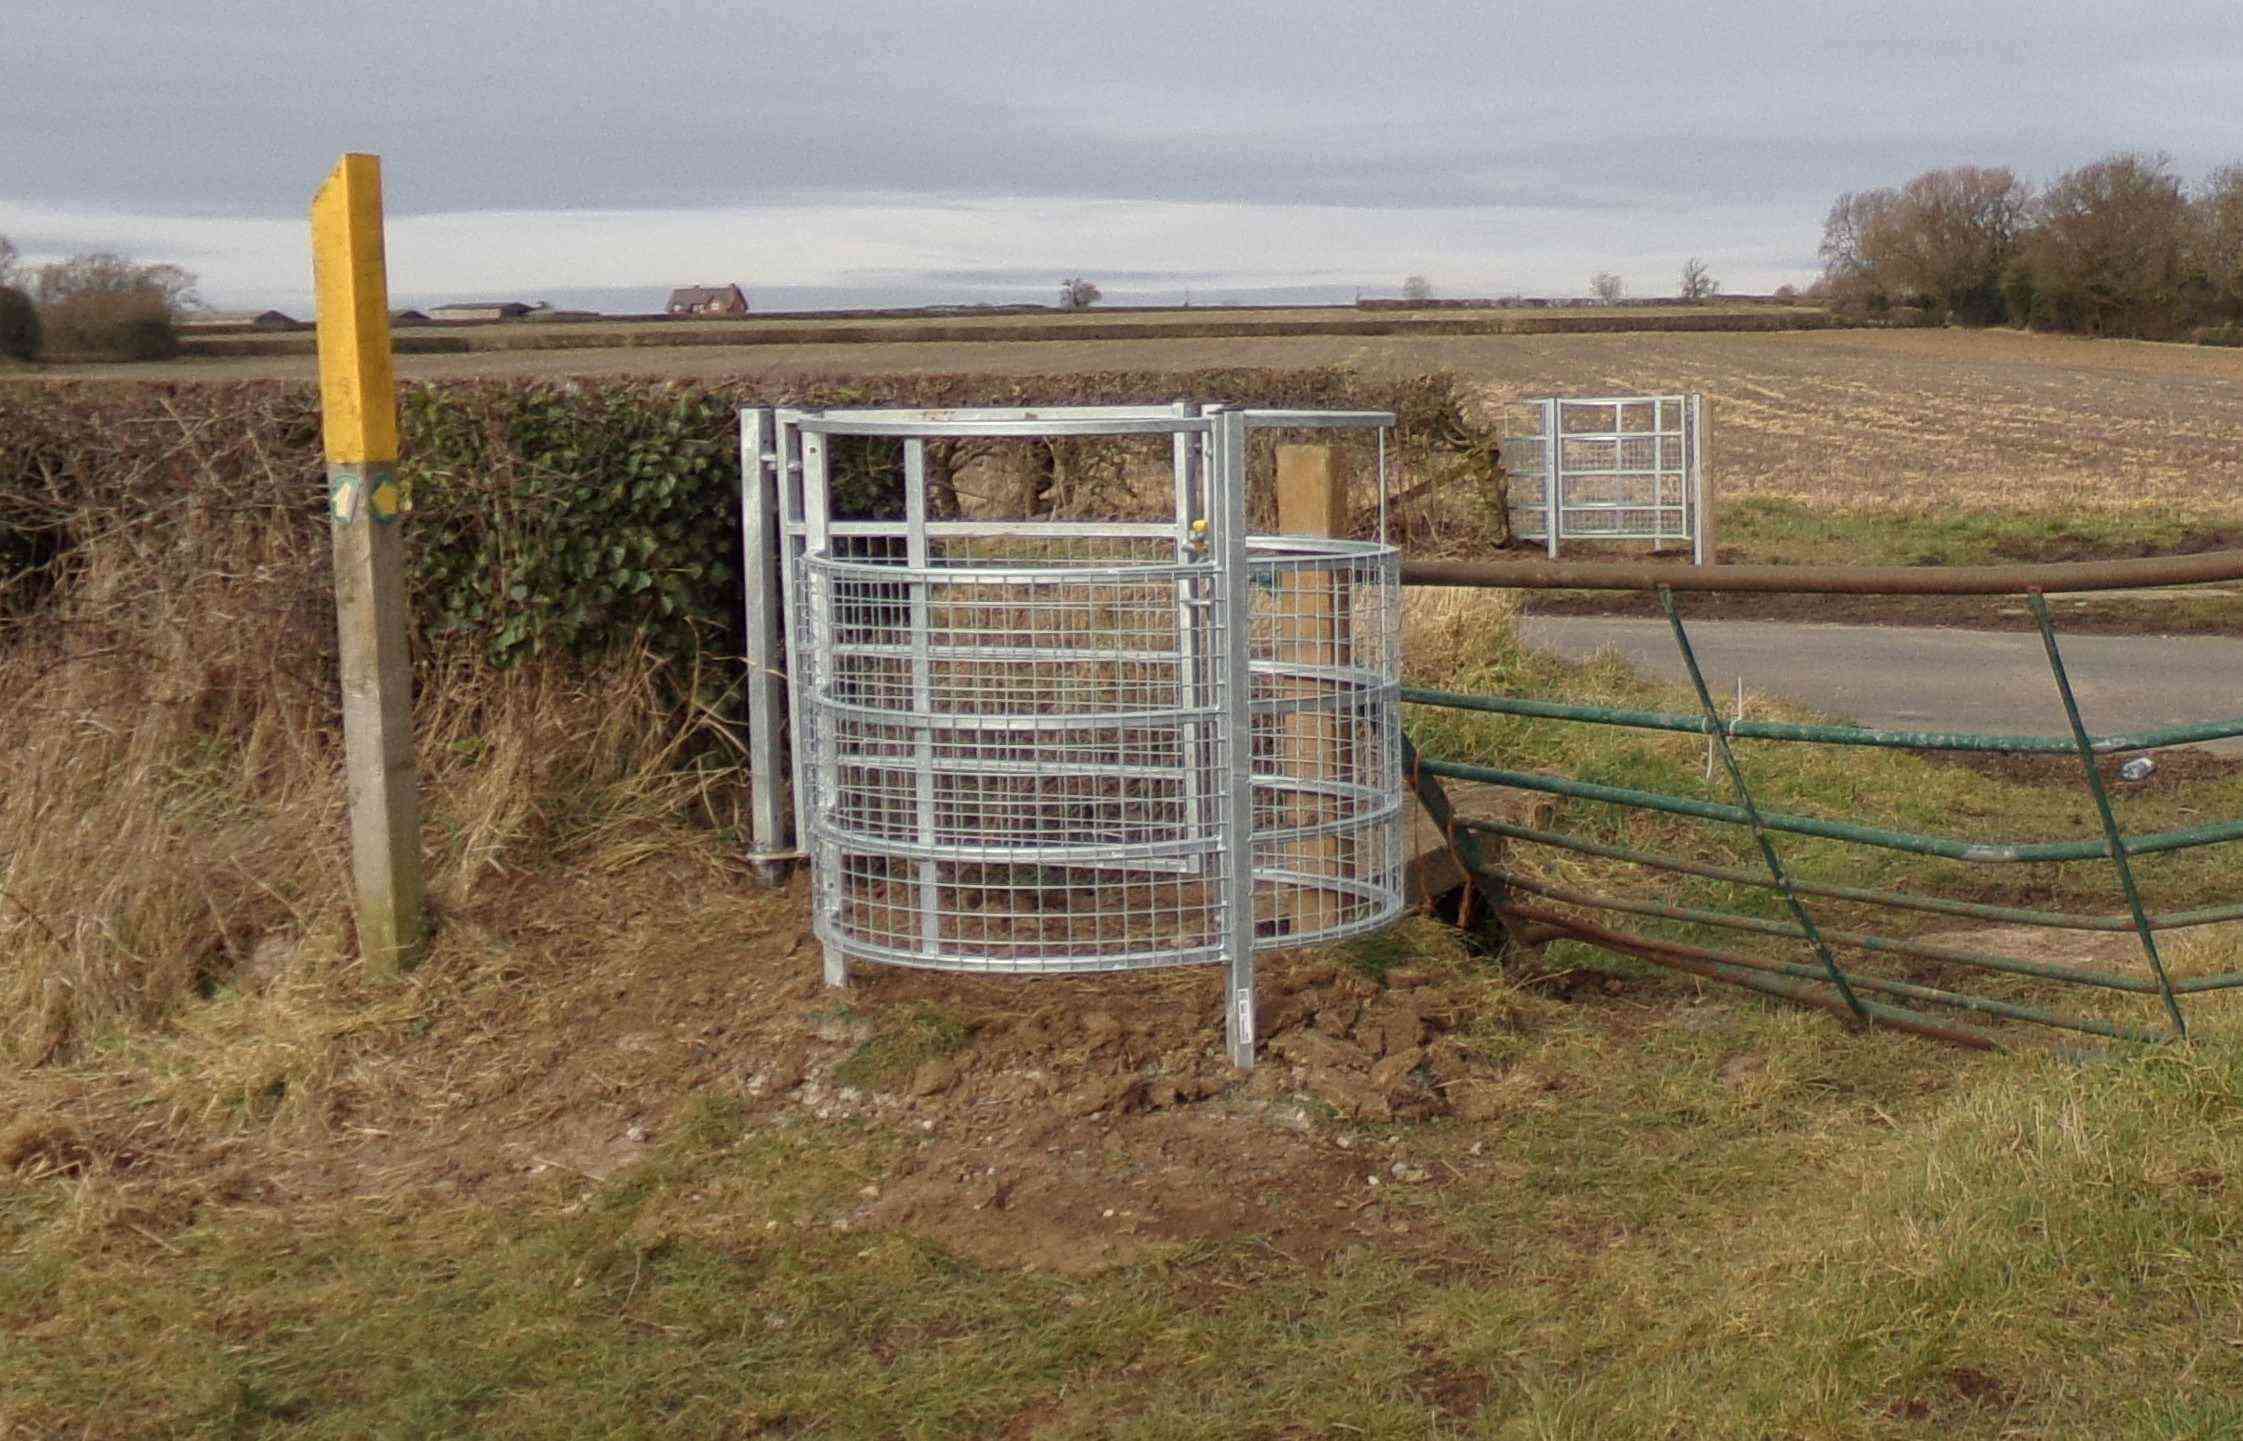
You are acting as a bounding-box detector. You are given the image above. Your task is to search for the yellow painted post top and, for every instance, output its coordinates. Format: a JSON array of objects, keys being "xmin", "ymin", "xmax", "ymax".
[{"xmin": 311, "ymin": 153, "xmax": 399, "ymax": 465}]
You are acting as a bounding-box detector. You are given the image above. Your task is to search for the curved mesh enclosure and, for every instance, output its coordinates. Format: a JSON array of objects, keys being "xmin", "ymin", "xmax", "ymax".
[
  {"xmin": 774, "ymin": 406, "xmax": 1403, "ymax": 1064},
  {"xmin": 1245, "ymin": 537, "xmax": 1405, "ymax": 949}
]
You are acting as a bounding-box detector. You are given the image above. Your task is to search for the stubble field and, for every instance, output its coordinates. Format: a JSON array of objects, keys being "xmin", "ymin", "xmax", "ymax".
[{"xmin": 41, "ymin": 325, "xmax": 2243, "ymax": 530}]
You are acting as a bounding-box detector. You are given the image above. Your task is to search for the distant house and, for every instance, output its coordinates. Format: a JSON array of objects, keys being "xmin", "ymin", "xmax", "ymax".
[
  {"xmin": 180, "ymin": 309, "xmax": 301, "ymax": 331},
  {"xmin": 429, "ymin": 301, "xmax": 535, "ymax": 321},
  {"xmin": 389, "ymin": 308, "xmax": 431, "ymax": 325},
  {"xmin": 666, "ymin": 285, "xmax": 749, "ymax": 317}
]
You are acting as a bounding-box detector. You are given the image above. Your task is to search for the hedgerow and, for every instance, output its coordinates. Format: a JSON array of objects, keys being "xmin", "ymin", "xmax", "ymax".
[{"xmin": 1, "ymin": 369, "xmax": 1504, "ymax": 672}]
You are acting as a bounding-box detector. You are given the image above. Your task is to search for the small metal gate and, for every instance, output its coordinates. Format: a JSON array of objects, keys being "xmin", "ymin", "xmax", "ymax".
[{"xmin": 1502, "ymin": 395, "xmax": 1709, "ymax": 562}]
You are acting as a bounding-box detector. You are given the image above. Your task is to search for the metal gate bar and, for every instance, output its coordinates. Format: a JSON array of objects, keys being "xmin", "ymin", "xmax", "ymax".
[
  {"xmin": 1413, "ymin": 756, "xmax": 2243, "ymax": 862},
  {"xmin": 2027, "ymin": 591, "xmax": 2187, "ymax": 1034},
  {"xmin": 1398, "ymin": 549, "xmax": 2243, "ymax": 1047},
  {"xmin": 1448, "ymin": 815, "xmax": 2243, "ymax": 943},
  {"xmin": 1658, "ymin": 585, "xmax": 1866, "ymax": 1020},
  {"xmin": 1396, "ymin": 684, "xmax": 2243, "ymax": 757}
]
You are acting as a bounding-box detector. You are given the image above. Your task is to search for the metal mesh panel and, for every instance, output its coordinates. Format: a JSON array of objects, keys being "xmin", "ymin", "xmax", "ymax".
[
  {"xmin": 1507, "ymin": 394, "xmax": 1705, "ymax": 558},
  {"xmin": 780, "ymin": 409, "xmax": 1402, "ymax": 991},
  {"xmin": 1246, "ymin": 539, "xmax": 1404, "ymax": 949},
  {"xmin": 799, "ymin": 535, "xmax": 1403, "ymax": 972},
  {"xmin": 803, "ymin": 542, "xmax": 1237, "ymax": 972}
]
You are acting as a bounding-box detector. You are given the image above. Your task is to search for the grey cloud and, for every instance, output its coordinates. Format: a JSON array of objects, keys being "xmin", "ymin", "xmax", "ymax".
[{"xmin": 14, "ymin": 0, "xmax": 2243, "ymax": 223}]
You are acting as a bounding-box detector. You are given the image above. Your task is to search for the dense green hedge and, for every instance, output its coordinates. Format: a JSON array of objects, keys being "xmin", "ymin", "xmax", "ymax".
[
  {"xmin": 1, "ymin": 369, "xmax": 1502, "ymax": 673},
  {"xmin": 400, "ymin": 383, "xmax": 744, "ymax": 665}
]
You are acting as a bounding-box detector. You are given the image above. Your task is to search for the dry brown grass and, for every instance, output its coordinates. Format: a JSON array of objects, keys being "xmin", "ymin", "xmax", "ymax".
[
  {"xmin": 1, "ymin": 484, "xmax": 340, "ymax": 1064},
  {"xmin": 1399, "ymin": 584, "xmax": 1523, "ymax": 681},
  {"xmin": 0, "ymin": 474, "xmax": 747, "ymax": 1073},
  {"xmin": 0, "ymin": 632, "xmax": 740, "ymax": 1044}
]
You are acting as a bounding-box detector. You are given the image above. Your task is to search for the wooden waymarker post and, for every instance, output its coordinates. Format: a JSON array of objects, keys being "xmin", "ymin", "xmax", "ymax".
[
  {"xmin": 1276, "ymin": 444, "xmax": 1348, "ymax": 934},
  {"xmin": 312, "ymin": 153, "xmax": 424, "ymax": 977}
]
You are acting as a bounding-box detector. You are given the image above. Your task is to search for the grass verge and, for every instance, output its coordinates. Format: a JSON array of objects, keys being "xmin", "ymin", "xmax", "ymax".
[
  {"xmin": 10, "ymin": 989, "xmax": 2243, "ymax": 1436},
  {"xmin": 7, "ymin": 530, "xmax": 2243, "ymax": 1437},
  {"xmin": 1402, "ymin": 586, "xmax": 2243, "ymax": 1043}
]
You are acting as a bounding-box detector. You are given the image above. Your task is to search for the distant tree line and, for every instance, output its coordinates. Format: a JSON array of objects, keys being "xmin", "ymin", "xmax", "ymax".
[
  {"xmin": 1817, "ymin": 152, "xmax": 2243, "ymax": 340},
  {"xmin": 0, "ymin": 237, "xmax": 200, "ymax": 363}
]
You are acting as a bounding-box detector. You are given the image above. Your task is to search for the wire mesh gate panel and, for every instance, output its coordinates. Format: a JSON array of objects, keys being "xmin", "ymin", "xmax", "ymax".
[
  {"xmin": 763, "ymin": 406, "xmax": 1404, "ymax": 1066},
  {"xmin": 1501, "ymin": 395, "xmax": 1708, "ymax": 562}
]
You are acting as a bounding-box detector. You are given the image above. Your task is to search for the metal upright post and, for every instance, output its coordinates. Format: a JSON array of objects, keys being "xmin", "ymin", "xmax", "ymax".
[
  {"xmin": 773, "ymin": 411, "xmax": 815, "ymax": 859},
  {"xmin": 1690, "ymin": 394, "xmax": 1714, "ymax": 566},
  {"xmin": 1543, "ymin": 399, "xmax": 1562, "ymax": 560},
  {"xmin": 1215, "ymin": 411, "xmax": 1258, "ymax": 1067},
  {"xmin": 740, "ymin": 408, "xmax": 794, "ymax": 886},
  {"xmin": 800, "ymin": 425, "xmax": 847, "ymax": 988},
  {"xmin": 904, "ymin": 440, "xmax": 942, "ymax": 957},
  {"xmin": 1172, "ymin": 400, "xmax": 1209, "ymax": 873}
]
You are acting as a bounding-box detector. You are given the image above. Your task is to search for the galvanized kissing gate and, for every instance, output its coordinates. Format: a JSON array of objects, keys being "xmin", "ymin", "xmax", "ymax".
[{"xmin": 742, "ymin": 405, "xmax": 1407, "ymax": 1067}]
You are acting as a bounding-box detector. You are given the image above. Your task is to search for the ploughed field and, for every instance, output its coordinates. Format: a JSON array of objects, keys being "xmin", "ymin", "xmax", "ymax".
[{"xmin": 37, "ymin": 326, "xmax": 2243, "ymax": 531}]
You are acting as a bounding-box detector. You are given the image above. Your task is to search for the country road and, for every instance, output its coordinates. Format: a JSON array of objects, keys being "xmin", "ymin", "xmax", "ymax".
[{"xmin": 1515, "ymin": 617, "xmax": 2243, "ymax": 753}]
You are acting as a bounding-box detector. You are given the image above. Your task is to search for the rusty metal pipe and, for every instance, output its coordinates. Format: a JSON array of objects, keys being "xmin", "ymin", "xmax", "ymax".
[{"xmin": 1401, "ymin": 550, "xmax": 2243, "ymax": 595}]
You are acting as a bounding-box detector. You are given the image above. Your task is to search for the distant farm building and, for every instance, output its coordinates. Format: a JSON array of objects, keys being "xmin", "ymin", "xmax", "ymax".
[
  {"xmin": 666, "ymin": 284, "xmax": 749, "ymax": 317},
  {"xmin": 429, "ymin": 301, "xmax": 536, "ymax": 321},
  {"xmin": 181, "ymin": 309, "xmax": 301, "ymax": 331},
  {"xmin": 389, "ymin": 308, "xmax": 431, "ymax": 324}
]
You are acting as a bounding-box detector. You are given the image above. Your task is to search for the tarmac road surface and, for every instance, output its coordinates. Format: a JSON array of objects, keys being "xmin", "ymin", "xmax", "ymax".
[{"xmin": 1515, "ymin": 617, "xmax": 2243, "ymax": 754}]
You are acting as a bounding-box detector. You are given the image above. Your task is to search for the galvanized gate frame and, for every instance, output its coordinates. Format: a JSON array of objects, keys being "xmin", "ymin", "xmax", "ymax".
[
  {"xmin": 743, "ymin": 404, "xmax": 1402, "ymax": 887},
  {"xmin": 1398, "ymin": 550, "xmax": 2243, "ymax": 1049},
  {"xmin": 740, "ymin": 404, "xmax": 1401, "ymax": 1069},
  {"xmin": 1502, "ymin": 395, "xmax": 1710, "ymax": 563}
]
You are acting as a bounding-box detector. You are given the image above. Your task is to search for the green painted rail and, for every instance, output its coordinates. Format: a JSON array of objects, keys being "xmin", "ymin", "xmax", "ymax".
[{"xmin": 1400, "ymin": 558, "xmax": 2243, "ymax": 1048}]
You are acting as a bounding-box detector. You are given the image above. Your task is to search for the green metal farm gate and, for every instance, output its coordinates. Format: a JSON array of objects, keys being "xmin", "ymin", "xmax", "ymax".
[{"xmin": 1399, "ymin": 550, "xmax": 2243, "ymax": 1049}]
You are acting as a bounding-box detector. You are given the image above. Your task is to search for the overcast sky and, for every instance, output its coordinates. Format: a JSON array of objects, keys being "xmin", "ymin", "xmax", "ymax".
[{"xmin": 10, "ymin": 0, "xmax": 2243, "ymax": 311}]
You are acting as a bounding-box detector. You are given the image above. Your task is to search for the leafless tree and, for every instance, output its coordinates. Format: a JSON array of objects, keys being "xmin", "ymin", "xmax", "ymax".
[
  {"xmin": 1678, "ymin": 257, "xmax": 1718, "ymax": 301},
  {"xmin": 2019, "ymin": 151, "xmax": 2188, "ymax": 335},
  {"xmin": 1859, "ymin": 166, "xmax": 2030, "ymax": 323},
  {"xmin": 1589, "ymin": 271, "xmax": 1624, "ymax": 304},
  {"xmin": 1058, "ymin": 277, "xmax": 1101, "ymax": 310},
  {"xmin": 35, "ymin": 253, "xmax": 202, "ymax": 312},
  {"xmin": 2190, "ymin": 164, "xmax": 2243, "ymax": 323},
  {"xmin": 31, "ymin": 253, "xmax": 202, "ymax": 360},
  {"xmin": 1818, "ymin": 188, "xmax": 1899, "ymax": 302},
  {"xmin": 1401, "ymin": 274, "xmax": 1433, "ymax": 302},
  {"xmin": 0, "ymin": 235, "xmax": 17, "ymax": 288},
  {"xmin": 1823, "ymin": 152, "xmax": 2243, "ymax": 334}
]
